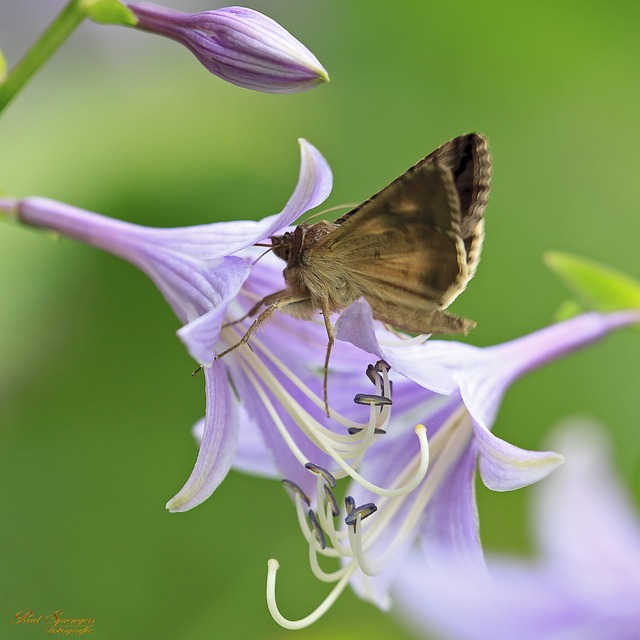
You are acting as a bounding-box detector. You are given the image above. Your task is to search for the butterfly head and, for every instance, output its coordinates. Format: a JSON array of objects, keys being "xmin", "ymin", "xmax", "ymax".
[{"xmin": 270, "ymin": 231, "xmax": 294, "ymax": 264}]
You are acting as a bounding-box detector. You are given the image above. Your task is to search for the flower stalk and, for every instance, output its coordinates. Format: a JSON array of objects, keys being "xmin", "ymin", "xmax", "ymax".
[
  {"xmin": 0, "ymin": 0, "xmax": 135, "ymax": 113},
  {"xmin": 0, "ymin": 0, "xmax": 86, "ymax": 112}
]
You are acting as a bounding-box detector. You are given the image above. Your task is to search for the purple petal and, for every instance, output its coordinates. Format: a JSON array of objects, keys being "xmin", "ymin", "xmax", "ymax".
[
  {"xmin": 392, "ymin": 422, "xmax": 640, "ymax": 640},
  {"xmin": 176, "ymin": 257, "xmax": 250, "ymax": 365},
  {"xmin": 335, "ymin": 299, "xmax": 460, "ymax": 395},
  {"xmin": 166, "ymin": 362, "xmax": 239, "ymax": 512},
  {"xmin": 7, "ymin": 197, "xmax": 252, "ymax": 326},
  {"xmin": 474, "ymin": 422, "xmax": 565, "ymax": 491},
  {"xmin": 192, "ymin": 407, "xmax": 280, "ymax": 479},
  {"xmin": 460, "ymin": 311, "xmax": 640, "ymax": 429},
  {"xmin": 233, "ymin": 404, "xmax": 281, "ymax": 479},
  {"xmin": 419, "ymin": 442, "xmax": 486, "ymax": 573}
]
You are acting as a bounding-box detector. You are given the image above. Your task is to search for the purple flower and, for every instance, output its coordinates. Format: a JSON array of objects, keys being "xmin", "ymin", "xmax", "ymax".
[
  {"xmin": 260, "ymin": 300, "xmax": 640, "ymax": 628},
  {"xmin": 3, "ymin": 139, "xmax": 638, "ymax": 630},
  {"xmin": 392, "ymin": 420, "xmax": 640, "ymax": 640},
  {"xmin": 128, "ymin": 3, "xmax": 329, "ymax": 93}
]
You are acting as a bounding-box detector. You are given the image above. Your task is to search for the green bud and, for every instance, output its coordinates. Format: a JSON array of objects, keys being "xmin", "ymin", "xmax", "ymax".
[{"xmin": 81, "ymin": 0, "xmax": 138, "ymax": 26}]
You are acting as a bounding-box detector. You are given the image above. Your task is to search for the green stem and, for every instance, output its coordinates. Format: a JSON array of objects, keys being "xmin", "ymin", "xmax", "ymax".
[{"xmin": 0, "ymin": 0, "xmax": 86, "ymax": 113}]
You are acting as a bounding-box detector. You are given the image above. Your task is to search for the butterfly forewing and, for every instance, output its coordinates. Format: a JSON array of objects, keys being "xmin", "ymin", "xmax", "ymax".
[
  {"xmin": 314, "ymin": 163, "xmax": 465, "ymax": 302},
  {"xmin": 305, "ymin": 133, "xmax": 491, "ymax": 334}
]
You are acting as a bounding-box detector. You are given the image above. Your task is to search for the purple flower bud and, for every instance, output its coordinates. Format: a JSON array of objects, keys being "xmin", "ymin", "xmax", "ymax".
[{"xmin": 128, "ymin": 2, "xmax": 329, "ymax": 93}]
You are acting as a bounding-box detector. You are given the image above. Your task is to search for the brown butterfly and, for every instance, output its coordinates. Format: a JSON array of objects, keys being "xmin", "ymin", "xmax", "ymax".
[{"xmin": 217, "ymin": 133, "xmax": 491, "ymax": 414}]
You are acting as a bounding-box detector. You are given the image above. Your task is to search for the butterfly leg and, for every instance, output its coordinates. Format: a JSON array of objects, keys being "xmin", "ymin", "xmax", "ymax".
[
  {"xmin": 321, "ymin": 304, "xmax": 335, "ymax": 418},
  {"xmin": 216, "ymin": 293, "xmax": 309, "ymax": 360},
  {"xmin": 223, "ymin": 290, "xmax": 287, "ymax": 328}
]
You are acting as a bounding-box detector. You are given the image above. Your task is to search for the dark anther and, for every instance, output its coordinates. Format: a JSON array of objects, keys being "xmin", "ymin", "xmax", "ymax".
[
  {"xmin": 347, "ymin": 426, "xmax": 387, "ymax": 435},
  {"xmin": 375, "ymin": 360, "xmax": 390, "ymax": 373},
  {"xmin": 366, "ymin": 364, "xmax": 383, "ymax": 387},
  {"xmin": 281, "ymin": 479, "xmax": 311, "ymax": 506},
  {"xmin": 308, "ymin": 509, "xmax": 326, "ymax": 549},
  {"xmin": 354, "ymin": 393, "xmax": 393, "ymax": 406},
  {"xmin": 305, "ymin": 462, "xmax": 337, "ymax": 488},
  {"xmin": 344, "ymin": 503, "xmax": 378, "ymax": 532},
  {"xmin": 323, "ymin": 485, "xmax": 340, "ymax": 517},
  {"xmin": 191, "ymin": 366, "xmax": 202, "ymax": 377},
  {"xmin": 344, "ymin": 495, "xmax": 356, "ymax": 514}
]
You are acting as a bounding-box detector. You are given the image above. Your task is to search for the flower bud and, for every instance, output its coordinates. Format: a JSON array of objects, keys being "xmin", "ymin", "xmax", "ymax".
[{"xmin": 129, "ymin": 2, "xmax": 329, "ymax": 94}]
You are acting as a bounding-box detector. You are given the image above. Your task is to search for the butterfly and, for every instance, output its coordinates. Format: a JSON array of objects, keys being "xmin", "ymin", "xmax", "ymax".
[{"xmin": 218, "ymin": 133, "xmax": 491, "ymax": 414}]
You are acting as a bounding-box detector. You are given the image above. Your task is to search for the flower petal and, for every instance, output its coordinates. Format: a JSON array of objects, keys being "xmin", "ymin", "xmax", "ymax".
[
  {"xmin": 176, "ymin": 256, "xmax": 251, "ymax": 364},
  {"xmin": 419, "ymin": 441, "xmax": 486, "ymax": 572},
  {"xmin": 233, "ymin": 406, "xmax": 281, "ymax": 479},
  {"xmin": 166, "ymin": 362, "xmax": 239, "ymax": 512},
  {"xmin": 335, "ymin": 298, "xmax": 460, "ymax": 395},
  {"xmin": 192, "ymin": 407, "xmax": 280, "ymax": 479},
  {"xmin": 474, "ymin": 421, "xmax": 565, "ymax": 491},
  {"xmin": 460, "ymin": 311, "xmax": 640, "ymax": 430}
]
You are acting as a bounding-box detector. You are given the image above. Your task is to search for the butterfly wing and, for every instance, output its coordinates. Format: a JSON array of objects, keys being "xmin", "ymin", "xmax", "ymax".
[{"xmin": 310, "ymin": 133, "xmax": 491, "ymax": 334}]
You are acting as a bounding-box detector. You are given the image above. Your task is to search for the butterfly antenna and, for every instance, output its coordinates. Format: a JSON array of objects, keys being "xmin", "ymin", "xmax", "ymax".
[
  {"xmin": 301, "ymin": 203, "xmax": 358, "ymax": 224},
  {"xmin": 252, "ymin": 246, "xmax": 273, "ymax": 266}
]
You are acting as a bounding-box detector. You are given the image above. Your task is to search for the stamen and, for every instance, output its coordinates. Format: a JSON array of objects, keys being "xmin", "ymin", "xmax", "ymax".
[
  {"xmin": 366, "ymin": 364, "xmax": 383, "ymax": 387},
  {"xmin": 307, "ymin": 510, "xmax": 326, "ymax": 550},
  {"xmin": 305, "ymin": 462, "xmax": 337, "ymax": 488},
  {"xmin": 346, "ymin": 513, "xmax": 380, "ymax": 576},
  {"xmin": 326, "ymin": 424, "xmax": 430, "ymax": 498},
  {"xmin": 238, "ymin": 361, "xmax": 313, "ymax": 466},
  {"xmin": 266, "ymin": 558, "xmax": 357, "ymax": 630},
  {"xmin": 308, "ymin": 541, "xmax": 351, "ymax": 582},
  {"xmin": 353, "ymin": 393, "xmax": 392, "ymax": 406},
  {"xmin": 323, "ymin": 485, "xmax": 340, "ymax": 517},
  {"xmin": 281, "ymin": 479, "xmax": 311, "ymax": 506}
]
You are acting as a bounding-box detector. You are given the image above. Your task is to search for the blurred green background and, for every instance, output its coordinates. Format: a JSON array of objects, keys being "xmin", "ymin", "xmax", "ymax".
[{"xmin": 1, "ymin": 1, "xmax": 639, "ymax": 638}]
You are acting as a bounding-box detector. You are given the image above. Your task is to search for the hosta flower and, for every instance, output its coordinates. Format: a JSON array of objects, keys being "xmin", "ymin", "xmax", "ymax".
[
  {"xmin": 392, "ymin": 420, "xmax": 640, "ymax": 640},
  {"xmin": 128, "ymin": 2, "xmax": 329, "ymax": 93},
  {"xmin": 3, "ymin": 139, "xmax": 638, "ymax": 630}
]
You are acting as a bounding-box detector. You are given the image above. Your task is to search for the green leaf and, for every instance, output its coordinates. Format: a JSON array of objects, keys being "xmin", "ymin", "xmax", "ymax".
[
  {"xmin": 545, "ymin": 251, "xmax": 640, "ymax": 312},
  {"xmin": 81, "ymin": 0, "xmax": 137, "ymax": 26}
]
